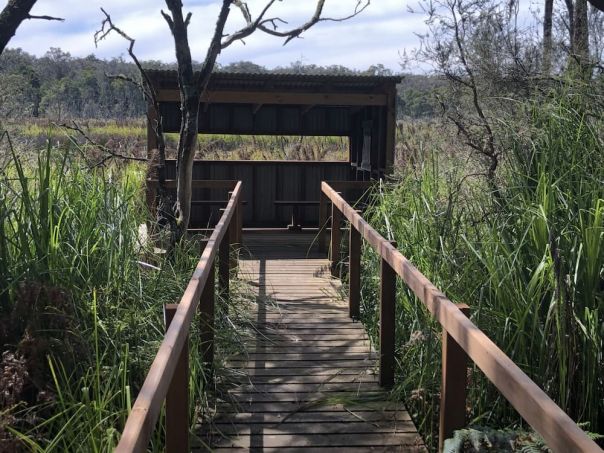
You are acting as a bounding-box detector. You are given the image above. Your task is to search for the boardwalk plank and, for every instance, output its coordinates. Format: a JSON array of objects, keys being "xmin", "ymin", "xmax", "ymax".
[{"xmin": 197, "ymin": 232, "xmax": 424, "ymax": 452}]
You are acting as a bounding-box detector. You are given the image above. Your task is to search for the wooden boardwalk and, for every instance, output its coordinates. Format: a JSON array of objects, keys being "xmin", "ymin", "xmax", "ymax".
[{"xmin": 196, "ymin": 232, "xmax": 425, "ymax": 452}]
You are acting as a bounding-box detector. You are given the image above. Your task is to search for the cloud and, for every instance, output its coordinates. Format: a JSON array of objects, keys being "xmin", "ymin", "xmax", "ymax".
[{"xmin": 2, "ymin": 0, "xmax": 426, "ymax": 71}]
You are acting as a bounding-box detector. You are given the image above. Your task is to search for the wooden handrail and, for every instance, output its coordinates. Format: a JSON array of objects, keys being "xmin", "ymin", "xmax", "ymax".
[
  {"xmin": 321, "ymin": 181, "xmax": 601, "ymax": 453},
  {"xmin": 147, "ymin": 179, "xmax": 239, "ymax": 189},
  {"xmin": 319, "ymin": 180, "xmax": 375, "ymax": 252},
  {"xmin": 116, "ymin": 181, "xmax": 243, "ymax": 453}
]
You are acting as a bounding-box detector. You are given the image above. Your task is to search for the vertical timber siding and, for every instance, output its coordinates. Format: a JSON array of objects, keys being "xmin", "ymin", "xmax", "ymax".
[{"xmin": 165, "ymin": 160, "xmax": 353, "ymax": 228}]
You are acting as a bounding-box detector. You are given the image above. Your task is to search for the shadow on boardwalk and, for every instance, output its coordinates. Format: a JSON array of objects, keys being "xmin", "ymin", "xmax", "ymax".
[{"xmin": 195, "ymin": 232, "xmax": 425, "ymax": 452}]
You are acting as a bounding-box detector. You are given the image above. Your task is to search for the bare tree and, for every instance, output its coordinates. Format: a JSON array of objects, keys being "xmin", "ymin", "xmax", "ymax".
[
  {"xmin": 572, "ymin": 0, "xmax": 590, "ymax": 64},
  {"xmin": 562, "ymin": 0, "xmax": 602, "ymax": 74},
  {"xmin": 543, "ymin": 0, "xmax": 554, "ymax": 73},
  {"xmin": 0, "ymin": 0, "xmax": 63, "ymax": 56},
  {"xmin": 98, "ymin": 0, "xmax": 369, "ymax": 240}
]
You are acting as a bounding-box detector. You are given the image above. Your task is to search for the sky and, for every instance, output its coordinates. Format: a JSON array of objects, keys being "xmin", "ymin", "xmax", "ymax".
[{"xmin": 2, "ymin": 0, "xmax": 427, "ymax": 72}]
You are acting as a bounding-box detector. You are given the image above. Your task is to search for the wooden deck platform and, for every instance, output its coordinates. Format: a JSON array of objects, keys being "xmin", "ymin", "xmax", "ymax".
[{"xmin": 196, "ymin": 232, "xmax": 425, "ymax": 452}]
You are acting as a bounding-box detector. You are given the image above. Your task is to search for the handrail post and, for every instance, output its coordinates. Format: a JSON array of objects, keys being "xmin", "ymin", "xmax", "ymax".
[
  {"xmin": 379, "ymin": 241, "xmax": 397, "ymax": 388},
  {"xmin": 219, "ymin": 208, "xmax": 230, "ymax": 299},
  {"xmin": 319, "ymin": 190, "xmax": 328, "ymax": 254},
  {"xmin": 330, "ymin": 201, "xmax": 342, "ymax": 277},
  {"xmin": 349, "ymin": 225, "xmax": 361, "ymax": 320},
  {"xmin": 199, "ymin": 260, "xmax": 215, "ymax": 371},
  {"xmin": 224, "ymin": 195, "xmax": 238, "ymax": 272},
  {"xmin": 229, "ymin": 218, "xmax": 237, "ymax": 271},
  {"xmin": 145, "ymin": 179, "xmax": 157, "ymax": 215},
  {"xmin": 164, "ymin": 304, "xmax": 189, "ymax": 453},
  {"xmin": 236, "ymin": 194, "xmax": 243, "ymax": 246},
  {"xmin": 439, "ymin": 303, "xmax": 470, "ymax": 452}
]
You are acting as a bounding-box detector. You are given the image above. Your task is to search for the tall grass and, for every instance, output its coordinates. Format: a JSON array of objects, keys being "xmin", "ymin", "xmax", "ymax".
[
  {"xmin": 0, "ymin": 123, "xmax": 339, "ymax": 450},
  {"xmin": 10, "ymin": 119, "xmax": 348, "ymax": 163},
  {"xmin": 0, "ymin": 133, "xmax": 250, "ymax": 451},
  {"xmin": 356, "ymin": 86, "xmax": 603, "ymax": 449}
]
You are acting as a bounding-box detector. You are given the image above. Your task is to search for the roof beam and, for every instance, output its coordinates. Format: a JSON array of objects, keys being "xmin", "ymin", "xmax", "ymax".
[{"xmin": 157, "ymin": 90, "xmax": 388, "ymax": 106}]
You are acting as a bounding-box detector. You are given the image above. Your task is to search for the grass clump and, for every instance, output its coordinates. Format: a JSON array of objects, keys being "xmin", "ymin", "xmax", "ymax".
[
  {"xmin": 0, "ymin": 132, "xmax": 245, "ymax": 451},
  {"xmin": 9, "ymin": 119, "xmax": 348, "ymax": 163},
  {"xmin": 356, "ymin": 84, "xmax": 603, "ymax": 450}
]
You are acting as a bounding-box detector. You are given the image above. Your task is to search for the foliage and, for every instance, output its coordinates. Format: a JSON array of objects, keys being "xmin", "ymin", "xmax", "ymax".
[
  {"xmin": 0, "ymin": 131, "xmax": 252, "ymax": 451},
  {"xmin": 0, "ymin": 48, "xmax": 146, "ymax": 120},
  {"xmin": 0, "ymin": 47, "xmax": 441, "ymax": 121},
  {"xmin": 355, "ymin": 82, "xmax": 603, "ymax": 450},
  {"xmin": 8, "ymin": 120, "xmax": 348, "ymax": 163},
  {"xmin": 443, "ymin": 426, "xmax": 547, "ymax": 452}
]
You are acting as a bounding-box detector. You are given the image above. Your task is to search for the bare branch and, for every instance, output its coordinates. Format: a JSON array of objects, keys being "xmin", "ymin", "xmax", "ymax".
[
  {"xmin": 60, "ymin": 121, "xmax": 147, "ymax": 168},
  {"xmin": 161, "ymin": 9, "xmax": 174, "ymax": 30},
  {"xmin": 197, "ymin": 1, "xmax": 232, "ymax": 89},
  {"xmin": 94, "ymin": 9, "xmax": 159, "ymax": 122},
  {"xmin": 106, "ymin": 73, "xmax": 145, "ymax": 92},
  {"xmin": 222, "ymin": 0, "xmax": 370, "ymax": 49},
  {"xmin": 221, "ymin": 0, "xmax": 278, "ymax": 48},
  {"xmin": 94, "ymin": 8, "xmax": 169, "ymax": 190},
  {"xmin": 26, "ymin": 14, "xmax": 63, "ymax": 21}
]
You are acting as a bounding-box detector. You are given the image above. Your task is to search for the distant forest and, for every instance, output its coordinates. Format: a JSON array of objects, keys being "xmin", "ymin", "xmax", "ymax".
[{"xmin": 0, "ymin": 47, "xmax": 442, "ymax": 121}]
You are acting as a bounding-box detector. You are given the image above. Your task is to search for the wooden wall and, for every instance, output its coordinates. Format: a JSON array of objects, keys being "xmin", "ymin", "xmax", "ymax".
[
  {"xmin": 160, "ymin": 103, "xmax": 352, "ymax": 137},
  {"xmin": 164, "ymin": 160, "xmax": 353, "ymax": 228}
]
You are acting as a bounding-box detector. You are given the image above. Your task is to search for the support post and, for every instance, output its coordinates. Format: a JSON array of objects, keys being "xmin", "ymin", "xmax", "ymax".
[
  {"xmin": 330, "ymin": 202, "xmax": 342, "ymax": 277},
  {"xmin": 199, "ymin": 261, "xmax": 215, "ymax": 370},
  {"xmin": 236, "ymin": 195, "xmax": 243, "ymax": 246},
  {"xmin": 385, "ymin": 85, "xmax": 397, "ymax": 174},
  {"xmin": 224, "ymin": 197, "xmax": 237, "ymax": 271},
  {"xmin": 319, "ymin": 191, "xmax": 328, "ymax": 254},
  {"xmin": 145, "ymin": 179, "xmax": 157, "ymax": 216},
  {"xmin": 146, "ymin": 101, "xmax": 158, "ymax": 159},
  {"xmin": 219, "ymin": 229, "xmax": 230, "ymax": 298},
  {"xmin": 229, "ymin": 221, "xmax": 237, "ymax": 271},
  {"xmin": 164, "ymin": 304, "xmax": 189, "ymax": 453},
  {"xmin": 379, "ymin": 241, "xmax": 397, "ymax": 388},
  {"xmin": 349, "ymin": 226, "xmax": 361, "ymax": 320},
  {"xmin": 439, "ymin": 304, "xmax": 470, "ymax": 452}
]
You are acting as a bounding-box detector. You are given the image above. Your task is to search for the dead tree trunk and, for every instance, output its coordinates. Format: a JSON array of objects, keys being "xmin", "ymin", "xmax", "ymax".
[
  {"xmin": 572, "ymin": 0, "xmax": 589, "ymax": 62},
  {"xmin": 563, "ymin": 0, "xmax": 591, "ymax": 77},
  {"xmin": 543, "ymin": 0, "xmax": 554, "ymax": 74},
  {"xmin": 160, "ymin": 0, "xmax": 368, "ymax": 241},
  {"xmin": 162, "ymin": 0, "xmax": 231, "ymax": 239},
  {"xmin": 0, "ymin": 0, "xmax": 62, "ymax": 55},
  {"xmin": 0, "ymin": 0, "xmax": 36, "ymax": 54}
]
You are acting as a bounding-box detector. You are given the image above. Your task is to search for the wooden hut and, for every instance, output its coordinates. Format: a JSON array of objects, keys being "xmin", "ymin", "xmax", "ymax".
[{"xmin": 146, "ymin": 70, "xmax": 401, "ymax": 228}]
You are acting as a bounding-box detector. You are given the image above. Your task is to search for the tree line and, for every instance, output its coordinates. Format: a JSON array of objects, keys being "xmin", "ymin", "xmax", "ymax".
[{"xmin": 0, "ymin": 47, "xmax": 442, "ymax": 121}]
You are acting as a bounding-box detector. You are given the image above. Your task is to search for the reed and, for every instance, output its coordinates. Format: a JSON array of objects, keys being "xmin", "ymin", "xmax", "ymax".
[
  {"xmin": 0, "ymin": 132, "xmax": 251, "ymax": 451},
  {"xmin": 356, "ymin": 84, "xmax": 603, "ymax": 449}
]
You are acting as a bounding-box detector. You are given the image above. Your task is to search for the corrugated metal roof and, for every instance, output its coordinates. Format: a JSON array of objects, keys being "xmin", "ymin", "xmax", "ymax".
[{"xmin": 146, "ymin": 69, "xmax": 402, "ymax": 86}]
